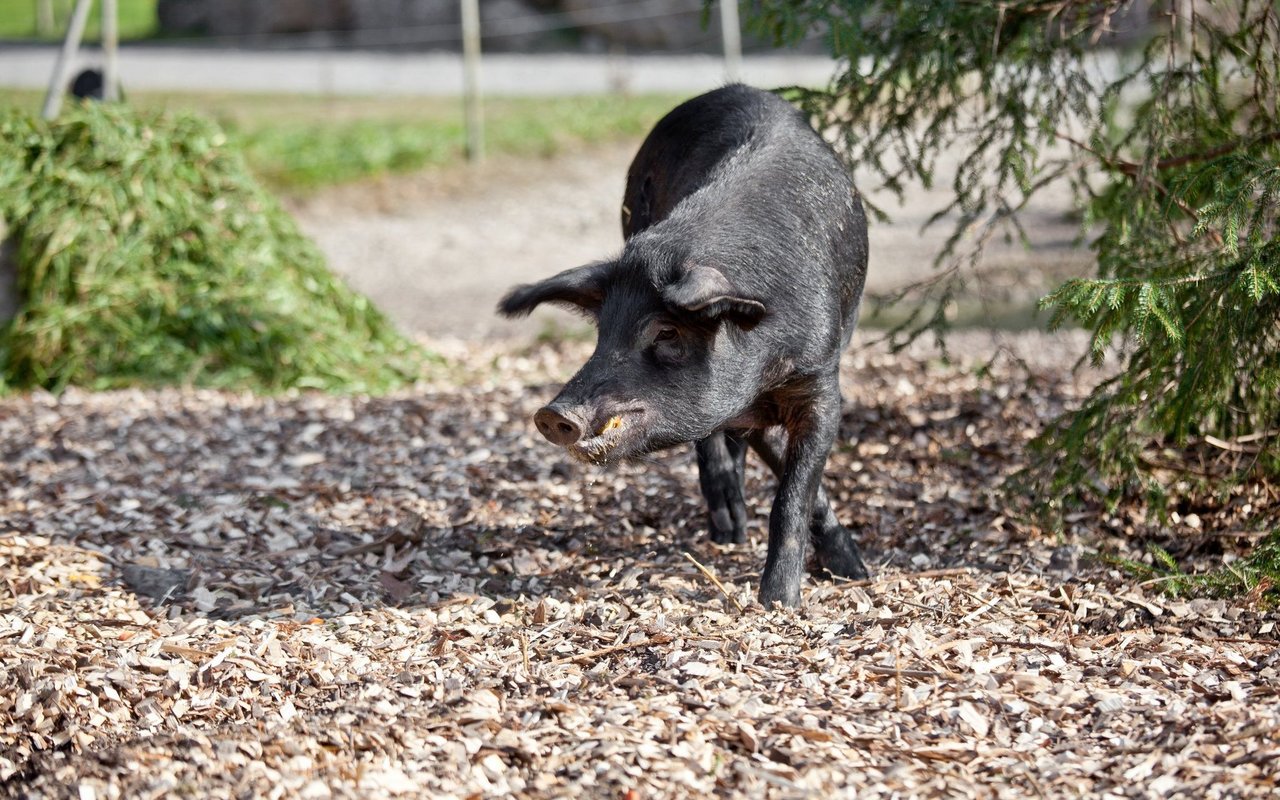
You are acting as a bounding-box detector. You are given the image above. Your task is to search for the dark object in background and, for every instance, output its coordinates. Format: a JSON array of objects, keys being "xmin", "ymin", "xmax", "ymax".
[
  {"xmin": 0, "ymin": 238, "xmax": 19, "ymax": 327},
  {"xmin": 499, "ymin": 84, "xmax": 871, "ymax": 608},
  {"xmin": 70, "ymin": 68, "xmax": 104, "ymax": 101}
]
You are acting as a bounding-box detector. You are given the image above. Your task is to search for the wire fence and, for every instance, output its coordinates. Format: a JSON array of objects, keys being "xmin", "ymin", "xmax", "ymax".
[{"xmin": 18, "ymin": 1, "xmax": 835, "ymax": 172}]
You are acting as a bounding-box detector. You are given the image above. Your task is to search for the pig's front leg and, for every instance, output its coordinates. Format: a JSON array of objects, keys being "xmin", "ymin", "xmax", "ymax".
[
  {"xmin": 757, "ymin": 379, "xmax": 843, "ymax": 608},
  {"xmin": 747, "ymin": 429, "xmax": 869, "ymax": 582},
  {"xmin": 695, "ymin": 431, "xmax": 749, "ymax": 544}
]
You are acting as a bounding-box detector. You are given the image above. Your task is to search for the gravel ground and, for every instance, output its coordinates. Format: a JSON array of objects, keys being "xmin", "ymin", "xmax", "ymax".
[{"xmin": 3, "ymin": 332, "xmax": 1279, "ymax": 799}]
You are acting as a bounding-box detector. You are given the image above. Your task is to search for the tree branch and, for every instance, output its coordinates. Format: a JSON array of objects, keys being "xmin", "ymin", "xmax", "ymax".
[{"xmin": 1056, "ymin": 129, "xmax": 1280, "ymax": 177}]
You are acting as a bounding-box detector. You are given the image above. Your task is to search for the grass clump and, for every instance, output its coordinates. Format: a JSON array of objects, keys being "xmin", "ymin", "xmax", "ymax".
[{"xmin": 0, "ymin": 103, "xmax": 421, "ymax": 393}]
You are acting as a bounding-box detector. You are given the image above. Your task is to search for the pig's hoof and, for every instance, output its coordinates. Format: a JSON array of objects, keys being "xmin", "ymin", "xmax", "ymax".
[
  {"xmin": 709, "ymin": 520, "xmax": 747, "ymax": 545},
  {"xmin": 710, "ymin": 527, "xmax": 746, "ymax": 545},
  {"xmin": 814, "ymin": 526, "xmax": 870, "ymax": 581},
  {"xmin": 707, "ymin": 502, "xmax": 747, "ymax": 545},
  {"xmin": 757, "ymin": 578, "xmax": 802, "ymax": 609}
]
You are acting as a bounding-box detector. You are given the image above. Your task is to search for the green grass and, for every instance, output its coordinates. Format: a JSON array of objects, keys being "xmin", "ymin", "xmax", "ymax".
[
  {"xmin": 0, "ymin": 0, "xmax": 158, "ymax": 40},
  {"xmin": 0, "ymin": 103, "xmax": 422, "ymax": 393},
  {"xmin": 231, "ymin": 94, "xmax": 682, "ymax": 190},
  {"xmin": 0, "ymin": 90, "xmax": 683, "ymax": 191}
]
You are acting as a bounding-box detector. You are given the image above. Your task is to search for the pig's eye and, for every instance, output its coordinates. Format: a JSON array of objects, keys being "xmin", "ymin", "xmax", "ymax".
[{"xmin": 654, "ymin": 327, "xmax": 679, "ymax": 344}]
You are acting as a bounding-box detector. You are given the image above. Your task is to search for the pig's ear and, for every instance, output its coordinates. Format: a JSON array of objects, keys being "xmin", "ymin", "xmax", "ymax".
[
  {"xmin": 663, "ymin": 265, "xmax": 766, "ymax": 329},
  {"xmin": 497, "ymin": 261, "xmax": 615, "ymax": 317}
]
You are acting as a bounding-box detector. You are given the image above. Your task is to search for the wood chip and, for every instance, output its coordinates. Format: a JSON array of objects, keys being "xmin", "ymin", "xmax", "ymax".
[{"xmin": 1, "ymin": 332, "xmax": 1277, "ymax": 797}]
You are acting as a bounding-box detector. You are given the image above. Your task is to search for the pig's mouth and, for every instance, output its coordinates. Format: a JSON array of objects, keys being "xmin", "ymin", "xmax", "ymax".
[{"xmin": 565, "ymin": 408, "xmax": 647, "ymax": 464}]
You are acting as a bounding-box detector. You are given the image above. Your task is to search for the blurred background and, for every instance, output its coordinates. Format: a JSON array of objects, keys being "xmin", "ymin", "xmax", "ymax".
[
  {"xmin": 4, "ymin": 0, "xmax": 826, "ymax": 53},
  {"xmin": 0, "ymin": 1, "xmax": 1092, "ymax": 342},
  {"xmin": 0, "ymin": 0, "xmax": 836, "ymax": 95},
  {"xmin": 2, "ymin": 0, "xmax": 860, "ymax": 341}
]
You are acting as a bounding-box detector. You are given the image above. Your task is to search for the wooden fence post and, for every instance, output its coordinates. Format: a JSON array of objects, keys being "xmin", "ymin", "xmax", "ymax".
[
  {"xmin": 719, "ymin": 0, "xmax": 742, "ymax": 84},
  {"xmin": 36, "ymin": 0, "xmax": 55, "ymax": 37},
  {"xmin": 102, "ymin": 0, "xmax": 119, "ymax": 101},
  {"xmin": 461, "ymin": 0, "xmax": 484, "ymax": 163},
  {"xmin": 41, "ymin": 0, "xmax": 95, "ymax": 120}
]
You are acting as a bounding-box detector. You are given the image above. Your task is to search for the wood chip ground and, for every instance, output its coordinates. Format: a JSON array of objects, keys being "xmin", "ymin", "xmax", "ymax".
[{"xmin": 2, "ymin": 332, "xmax": 1278, "ymax": 798}]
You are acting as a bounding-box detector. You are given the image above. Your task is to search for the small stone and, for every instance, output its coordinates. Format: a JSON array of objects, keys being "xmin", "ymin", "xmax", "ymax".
[
  {"xmin": 1047, "ymin": 545, "xmax": 1081, "ymax": 575},
  {"xmin": 120, "ymin": 565, "xmax": 191, "ymax": 601}
]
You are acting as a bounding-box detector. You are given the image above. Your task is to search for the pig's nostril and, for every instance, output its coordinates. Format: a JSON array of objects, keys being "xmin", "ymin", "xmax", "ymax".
[{"xmin": 534, "ymin": 407, "xmax": 584, "ymax": 447}]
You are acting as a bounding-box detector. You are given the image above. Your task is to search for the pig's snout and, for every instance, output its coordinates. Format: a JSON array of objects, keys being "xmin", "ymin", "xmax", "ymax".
[{"xmin": 534, "ymin": 405, "xmax": 587, "ymax": 447}]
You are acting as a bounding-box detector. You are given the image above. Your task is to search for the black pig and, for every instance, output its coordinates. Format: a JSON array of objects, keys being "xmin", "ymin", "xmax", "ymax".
[{"xmin": 498, "ymin": 84, "xmax": 869, "ymax": 607}]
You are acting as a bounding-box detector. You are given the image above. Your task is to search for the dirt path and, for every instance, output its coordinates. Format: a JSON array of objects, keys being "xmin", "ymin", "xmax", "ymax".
[
  {"xmin": 290, "ymin": 144, "xmax": 633, "ymax": 340},
  {"xmin": 3, "ymin": 334, "xmax": 1277, "ymax": 798}
]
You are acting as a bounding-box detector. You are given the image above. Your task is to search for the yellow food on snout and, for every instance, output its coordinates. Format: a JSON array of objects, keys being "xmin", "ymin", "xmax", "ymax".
[{"xmin": 601, "ymin": 415, "xmax": 624, "ymax": 434}]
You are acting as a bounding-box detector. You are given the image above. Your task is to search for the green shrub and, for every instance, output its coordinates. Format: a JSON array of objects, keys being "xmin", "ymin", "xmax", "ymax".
[
  {"xmin": 744, "ymin": 2, "xmax": 1280, "ymax": 503},
  {"xmin": 740, "ymin": 0, "xmax": 1280, "ymax": 595},
  {"xmin": 0, "ymin": 104, "xmax": 420, "ymax": 393}
]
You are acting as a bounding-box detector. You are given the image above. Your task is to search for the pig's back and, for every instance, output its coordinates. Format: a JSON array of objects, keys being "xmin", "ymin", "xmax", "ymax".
[
  {"xmin": 623, "ymin": 85, "xmax": 868, "ymax": 352},
  {"xmin": 623, "ymin": 84, "xmax": 769, "ymax": 237}
]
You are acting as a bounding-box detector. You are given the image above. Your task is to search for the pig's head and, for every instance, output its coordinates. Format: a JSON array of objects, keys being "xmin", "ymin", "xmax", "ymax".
[{"xmin": 498, "ymin": 253, "xmax": 766, "ymax": 464}]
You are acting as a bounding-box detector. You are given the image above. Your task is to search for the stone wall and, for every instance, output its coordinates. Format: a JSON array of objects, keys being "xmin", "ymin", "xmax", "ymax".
[
  {"xmin": 157, "ymin": 1, "xmax": 1167, "ymax": 52},
  {"xmin": 157, "ymin": 0, "xmax": 356, "ymax": 38},
  {"xmin": 156, "ymin": 0, "xmax": 718, "ymax": 51},
  {"xmin": 559, "ymin": 0, "xmax": 706, "ymax": 51}
]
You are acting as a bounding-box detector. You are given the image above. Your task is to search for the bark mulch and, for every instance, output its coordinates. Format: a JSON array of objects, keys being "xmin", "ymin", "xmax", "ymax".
[{"xmin": 2, "ymin": 333, "xmax": 1277, "ymax": 799}]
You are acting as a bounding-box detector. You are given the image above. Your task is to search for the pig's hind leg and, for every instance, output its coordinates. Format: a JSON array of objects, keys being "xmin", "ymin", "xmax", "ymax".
[
  {"xmin": 809, "ymin": 501, "xmax": 870, "ymax": 581},
  {"xmin": 746, "ymin": 429, "xmax": 870, "ymax": 582},
  {"xmin": 696, "ymin": 432, "xmax": 749, "ymax": 544}
]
